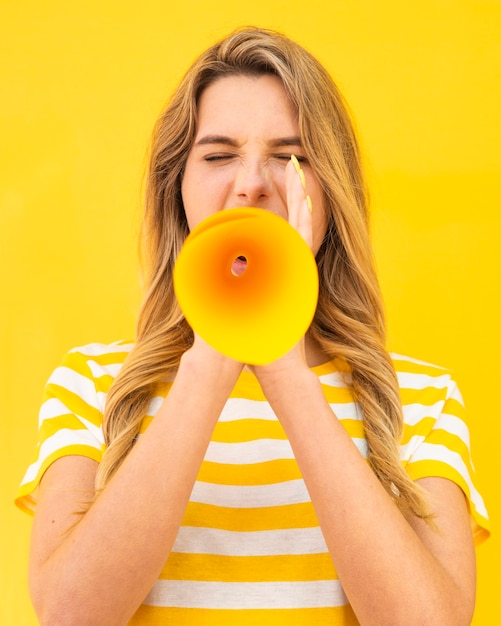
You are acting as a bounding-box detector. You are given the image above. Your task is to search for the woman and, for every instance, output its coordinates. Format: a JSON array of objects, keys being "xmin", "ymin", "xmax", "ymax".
[{"xmin": 17, "ymin": 27, "xmax": 489, "ymax": 625}]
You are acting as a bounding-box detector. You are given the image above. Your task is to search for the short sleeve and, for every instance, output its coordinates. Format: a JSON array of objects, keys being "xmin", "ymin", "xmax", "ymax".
[
  {"xmin": 15, "ymin": 347, "xmax": 107, "ymax": 515},
  {"xmin": 400, "ymin": 371, "xmax": 490, "ymax": 545}
]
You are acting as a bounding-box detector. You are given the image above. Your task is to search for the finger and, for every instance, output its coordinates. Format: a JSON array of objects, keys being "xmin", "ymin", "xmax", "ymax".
[{"xmin": 286, "ymin": 155, "xmax": 313, "ymax": 249}]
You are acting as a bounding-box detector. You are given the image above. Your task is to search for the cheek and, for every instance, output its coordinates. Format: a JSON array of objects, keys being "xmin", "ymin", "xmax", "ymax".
[
  {"xmin": 181, "ymin": 164, "xmax": 221, "ymax": 229},
  {"xmin": 181, "ymin": 181, "xmax": 206, "ymax": 231}
]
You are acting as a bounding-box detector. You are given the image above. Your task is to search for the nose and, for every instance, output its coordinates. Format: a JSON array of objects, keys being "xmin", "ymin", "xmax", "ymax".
[{"xmin": 232, "ymin": 160, "xmax": 273, "ymax": 205}]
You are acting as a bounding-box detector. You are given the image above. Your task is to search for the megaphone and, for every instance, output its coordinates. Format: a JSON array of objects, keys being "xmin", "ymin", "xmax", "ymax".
[{"xmin": 173, "ymin": 207, "xmax": 319, "ymax": 365}]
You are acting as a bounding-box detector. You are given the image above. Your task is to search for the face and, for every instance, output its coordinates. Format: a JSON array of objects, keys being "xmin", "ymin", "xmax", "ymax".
[{"xmin": 181, "ymin": 74, "xmax": 328, "ymax": 254}]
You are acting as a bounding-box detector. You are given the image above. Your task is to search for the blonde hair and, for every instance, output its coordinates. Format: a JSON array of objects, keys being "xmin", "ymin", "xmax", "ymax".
[{"xmin": 98, "ymin": 27, "xmax": 431, "ymax": 519}]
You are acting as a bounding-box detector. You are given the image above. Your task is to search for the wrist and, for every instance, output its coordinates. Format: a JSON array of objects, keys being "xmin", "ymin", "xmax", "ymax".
[
  {"xmin": 180, "ymin": 341, "xmax": 244, "ymax": 385},
  {"xmin": 254, "ymin": 363, "xmax": 319, "ymax": 402}
]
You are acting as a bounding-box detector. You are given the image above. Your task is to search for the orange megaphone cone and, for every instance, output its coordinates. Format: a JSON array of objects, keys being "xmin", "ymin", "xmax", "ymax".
[{"xmin": 173, "ymin": 207, "xmax": 319, "ymax": 365}]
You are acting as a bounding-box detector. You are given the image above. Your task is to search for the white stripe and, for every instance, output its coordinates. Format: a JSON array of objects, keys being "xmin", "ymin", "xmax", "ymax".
[
  {"xmin": 38, "ymin": 399, "xmax": 104, "ymax": 443},
  {"xmin": 38, "ymin": 397, "xmax": 73, "ymax": 424},
  {"xmin": 351, "ymin": 437, "xmax": 368, "ymax": 457},
  {"xmin": 318, "ymin": 371, "xmax": 350, "ymax": 387},
  {"xmin": 48, "ymin": 366, "xmax": 106, "ymax": 412},
  {"xmin": 328, "ymin": 403, "xmax": 362, "ymax": 420},
  {"xmin": 396, "ymin": 371, "xmax": 451, "ymax": 391},
  {"xmin": 219, "ymin": 399, "xmax": 277, "ymax": 422},
  {"xmin": 447, "ymin": 382, "xmax": 464, "ymax": 404},
  {"xmin": 400, "ymin": 414, "xmax": 471, "ymax": 456},
  {"xmin": 205, "ymin": 435, "xmax": 367, "ymax": 465},
  {"xmin": 172, "ymin": 526, "xmax": 328, "ymax": 556},
  {"xmin": 407, "ymin": 443, "xmax": 488, "ymax": 518},
  {"xmin": 402, "ymin": 401, "xmax": 446, "ymax": 425},
  {"xmin": 77, "ymin": 415, "xmax": 104, "ymax": 444},
  {"xmin": 221, "ymin": 398, "xmax": 361, "ymax": 423},
  {"xmin": 69, "ymin": 342, "xmax": 133, "ymax": 356},
  {"xmin": 21, "ymin": 428, "xmax": 102, "ymax": 485},
  {"xmin": 205, "ymin": 439, "xmax": 294, "ymax": 464},
  {"xmin": 146, "ymin": 391, "xmax": 360, "ymax": 426},
  {"xmin": 399, "ymin": 435, "xmax": 426, "ymax": 461},
  {"xmin": 436, "ymin": 413, "xmax": 471, "ymax": 446},
  {"xmin": 151, "ymin": 391, "xmax": 359, "ymax": 425},
  {"xmin": 143, "ymin": 580, "xmax": 347, "ymax": 609},
  {"xmin": 190, "ymin": 479, "xmax": 311, "ymax": 508},
  {"xmin": 86, "ymin": 359, "xmax": 123, "ymax": 379},
  {"xmin": 390, "ymin": 353, "xmax": 446, "ymax": 370},
  {"xmin": 146, "ymin": 395, "xmax": 166, "ymax": 416}
]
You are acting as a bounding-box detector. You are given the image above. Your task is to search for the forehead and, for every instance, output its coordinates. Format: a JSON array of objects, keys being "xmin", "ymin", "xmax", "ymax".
[{"xmin": 195, "ymin": 74, "xmax": 298, "ymax": 136}]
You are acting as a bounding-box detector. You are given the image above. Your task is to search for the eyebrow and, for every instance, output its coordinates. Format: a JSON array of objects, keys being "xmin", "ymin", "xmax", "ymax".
[
  {"xmin": 195, "ymin": 135, "xmax": 239, "ymax": 147},
  {"xmin": 268, "ymin": 136, "xmax": 303, "ymax": 148},
  {"xmin": 194, "ymin": 135, "xmax": 303, "ymax": 148}
]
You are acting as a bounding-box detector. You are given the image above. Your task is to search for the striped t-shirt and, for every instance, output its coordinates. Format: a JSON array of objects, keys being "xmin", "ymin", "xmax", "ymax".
[{"xmin": 16, "ymin": 341, "xmax": 490, "ymax": 625}]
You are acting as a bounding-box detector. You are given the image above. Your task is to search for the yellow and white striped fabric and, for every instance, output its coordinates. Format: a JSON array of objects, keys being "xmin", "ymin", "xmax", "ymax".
[{"xmin": 16, "ymin": 342, "xmax": 490, "ymax": 625}]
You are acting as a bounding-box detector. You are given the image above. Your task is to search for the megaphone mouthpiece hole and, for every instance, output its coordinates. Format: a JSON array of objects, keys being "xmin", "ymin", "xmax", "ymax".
[{"xmin": 231, "ymin": 255, "xmax": 248, "ymax": 277}]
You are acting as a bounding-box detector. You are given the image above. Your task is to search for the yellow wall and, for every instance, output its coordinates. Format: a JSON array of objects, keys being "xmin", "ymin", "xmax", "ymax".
[{"xmin": 1, "ymin": 1, "xmax": 499, "ymax": 622}]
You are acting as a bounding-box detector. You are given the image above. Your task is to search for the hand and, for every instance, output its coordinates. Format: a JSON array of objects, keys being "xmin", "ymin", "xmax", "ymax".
[
  {"xmin": 249, "ymin": 156, "xmax": 315, "ymax": 382},
  {"xmin": 249, "ymin": 340, "xmax": 307, "ymax": 383}
]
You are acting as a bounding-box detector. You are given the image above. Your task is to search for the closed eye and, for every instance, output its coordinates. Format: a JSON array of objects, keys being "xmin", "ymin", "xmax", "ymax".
[
  {"xmin": 274, "ymin": 154, "xmax": 308, "ymax": 164},
  {"xmin": 203, "ymin": 154, "xmax": 235, "ymax": 162}
]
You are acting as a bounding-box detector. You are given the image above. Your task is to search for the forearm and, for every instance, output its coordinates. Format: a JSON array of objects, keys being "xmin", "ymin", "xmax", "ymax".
[
  {"xmin": 257, "ymin": 367, "xmax": 472, "ymax": 625},
  {"xmin": 32, "ymin": 349, "xmax": 242, "ymax": 626}
]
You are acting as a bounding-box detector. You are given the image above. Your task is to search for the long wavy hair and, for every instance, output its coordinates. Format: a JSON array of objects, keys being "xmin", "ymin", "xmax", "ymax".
[{"xmin": 97, "ymin": 27, "xmax": 431, "ymax": 519}]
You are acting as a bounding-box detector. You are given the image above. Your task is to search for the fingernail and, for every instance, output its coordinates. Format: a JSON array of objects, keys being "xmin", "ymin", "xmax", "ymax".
[
  {"xmin": 306, "ymin": 195, "xmax": 313, "ymax": 213},
  {"xmin": 290, "ymin": 155, "xmax": 306, "ymax": 190},
  {"xmin": 290, "ymin": 154, "xmax": 301, "ymax": 172}
]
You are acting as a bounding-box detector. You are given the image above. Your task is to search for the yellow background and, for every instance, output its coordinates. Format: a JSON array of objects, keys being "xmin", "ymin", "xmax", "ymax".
[{"xmin": 1, "ymin": 1, "xmax": 499, "ymax": 623}]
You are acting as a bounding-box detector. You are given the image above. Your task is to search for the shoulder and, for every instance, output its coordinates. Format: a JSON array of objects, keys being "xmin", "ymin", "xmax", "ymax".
[
  {"xmin": 43, "ymin": 340, "xmax": 135, "ymax": 412},
  {"xmin": 390, "ymin": 353, "xmax": 465, "ymax": 433},
  {"xmin": 390, "ymin": 352, "xmax": 453, "ymax": 380},
  {"xmin": 64, "ymin": 339, "xmax": 135, "ymax": 366},
  {"xmin": 390, "ymin": 353, "xmax": 458, "ymax": 401},
  {"xmin": 56, "ymin": 340, "xmax": 135, "ymax": 380}
]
